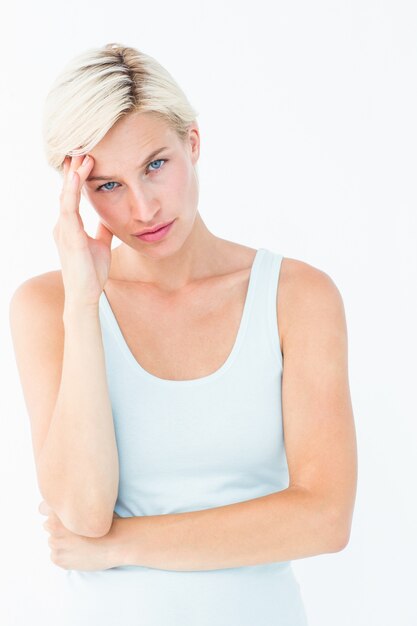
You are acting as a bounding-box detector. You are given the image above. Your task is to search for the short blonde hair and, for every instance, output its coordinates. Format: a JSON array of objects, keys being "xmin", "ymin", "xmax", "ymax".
[{"xmin": 42, "ymin": 42, "xmax": 199, "ymax": 173}]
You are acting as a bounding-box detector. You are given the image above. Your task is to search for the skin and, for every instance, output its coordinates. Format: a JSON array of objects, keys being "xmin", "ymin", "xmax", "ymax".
[
  {"xmin": 81, "ymin": 109, "xmax": 243, "ymax": 291},
  {"xmin": 39, "ymin": 500, "xmax": 120, "ymax": 571},
  {"xmin": 39, "ymin": 110, "xmax": 357, "ymax": 571},
  {"xmin": 39, "ymin": 110, "xmax": 265, "ymax": 567}
]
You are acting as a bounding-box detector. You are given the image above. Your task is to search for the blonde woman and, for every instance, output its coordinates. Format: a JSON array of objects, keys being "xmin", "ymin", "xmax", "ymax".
[{"xmin": 9, "ymin": 43, "xmax": 357, "ymax": 625}]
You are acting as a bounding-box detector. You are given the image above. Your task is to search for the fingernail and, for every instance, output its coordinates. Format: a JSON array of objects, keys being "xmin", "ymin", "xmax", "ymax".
[{"xmin": 82, "ymin": 155, "xmax": 90, "ymax": 166}]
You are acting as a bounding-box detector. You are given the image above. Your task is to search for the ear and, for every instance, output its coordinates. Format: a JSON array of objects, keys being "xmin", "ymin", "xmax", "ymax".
[{"xmin": 188, "ymin": 123, "xmax": 200, "ymax": 165}]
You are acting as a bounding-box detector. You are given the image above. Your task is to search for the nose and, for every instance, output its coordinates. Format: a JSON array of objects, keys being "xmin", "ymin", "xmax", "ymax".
[{"xmin": 128, "ymin": 185, "xmax": 160, "ymax": 222}]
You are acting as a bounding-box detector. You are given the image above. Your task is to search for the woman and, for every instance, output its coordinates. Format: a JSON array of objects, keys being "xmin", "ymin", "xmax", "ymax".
[{"xmin": 9, "ymin": 43, "xmax": 357, "ymax": 625}]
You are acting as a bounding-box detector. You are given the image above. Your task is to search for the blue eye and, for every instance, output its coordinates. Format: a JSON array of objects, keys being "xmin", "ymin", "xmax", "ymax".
[
  {"xmin": 97, "ymin": 181, "xmax": 119, "ymax": 193},
  {"xmin": 96, "ymin": 159, "xmax": 167, "ymax": 193},
  {"xmin": 147, "ymin": 158, "xmax": 166, "ymax": 172}
]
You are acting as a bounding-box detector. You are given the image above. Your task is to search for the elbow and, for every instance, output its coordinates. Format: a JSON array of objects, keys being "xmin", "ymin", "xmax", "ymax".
[
  {"xmin": 63, "ymin": 508, "xmax": 114, "ymax": 538},
  {"xmin": 43, "ymin": 494, "xmax": 115, "ymax": 538},
  {"xmin": 87, "ymin": 513, "xmax": 114, "ymax": 538},
  {"xmin": 329, "ymin": 528, "xmax": 351, "ymax": 553},
  {"xmin": 71, "ymin": 502, "xmax": 116, "ymax": 537},
  {"xmin": 325, "ymin": 508, "xmax": 352, "ymax": 552},
  {"xmin": 39, "ymin": 479, "xmax": 116, "ymax": 538}
]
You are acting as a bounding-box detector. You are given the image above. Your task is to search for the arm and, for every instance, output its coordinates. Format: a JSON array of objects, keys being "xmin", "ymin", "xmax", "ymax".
[
  {"xmin": 9, "ymin": 275, "xmax": 119, "ymax": 538},
  {"xmin": 105, "ymin": 261, "xmax": 357, "ymax": 572},
  {"xmin": 107, "ymin": 485, "xmax": 343, "ymax": 572}
]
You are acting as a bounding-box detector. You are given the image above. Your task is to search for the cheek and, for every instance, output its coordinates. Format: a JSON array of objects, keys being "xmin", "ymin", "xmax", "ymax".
[
  {"xmin": 84, "ymin": 190, "xmax": 113, "ymax": 218},
  {"xmin": 168, "ymin": 165, "xmax": 194, "ymax": 198},
  {"xmin": 83, "ymin": 188, "xmax": 99, "ymax": 210}
]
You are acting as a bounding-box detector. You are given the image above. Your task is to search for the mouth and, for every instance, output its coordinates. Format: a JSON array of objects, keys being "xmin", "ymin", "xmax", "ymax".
[{"xmin": 132, "ymin": 219, "xmax": 176, "ymax": 242}]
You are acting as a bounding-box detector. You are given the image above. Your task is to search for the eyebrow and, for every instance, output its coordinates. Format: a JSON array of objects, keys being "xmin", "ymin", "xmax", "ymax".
[{"xmin": 86, "ymin": 147, "xmax": 169, "ymax": 181}]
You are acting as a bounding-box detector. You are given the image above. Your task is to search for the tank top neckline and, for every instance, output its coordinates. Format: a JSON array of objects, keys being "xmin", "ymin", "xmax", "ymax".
[{"xmin": 100, "ymin": 247, "xmax": 267, "ymax": 387}]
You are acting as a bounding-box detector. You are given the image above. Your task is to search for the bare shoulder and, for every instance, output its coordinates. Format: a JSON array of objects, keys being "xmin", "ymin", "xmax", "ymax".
[
  {"xmin": 9, "ymin": 269, "xmax": 66, "ymax": 370},
  {"xmin": 9, "ymin": 269, "xmax": 66, "ymax": 368},
  {"xmin": 278, "ymin": 256, "xmax": 347, "ymax": 353},
  {"xmin": 10, "ymin": 270, "xmax": 65, "ymax": 311}
]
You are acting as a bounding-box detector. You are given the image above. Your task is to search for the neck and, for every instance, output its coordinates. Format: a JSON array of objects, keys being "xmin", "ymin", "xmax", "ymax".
[{"xmin": 108, "ymin": 212, "xmax": 225, "ymax": 292}]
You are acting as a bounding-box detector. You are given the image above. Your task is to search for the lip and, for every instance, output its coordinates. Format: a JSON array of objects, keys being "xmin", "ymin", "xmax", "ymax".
[
  {"xmin": 132, "ymin": 219, "xmax": 175, "ymax": 236},
  {"xmin": 132, "ymin": 219, "xmax": 175, "ymax": 242}
]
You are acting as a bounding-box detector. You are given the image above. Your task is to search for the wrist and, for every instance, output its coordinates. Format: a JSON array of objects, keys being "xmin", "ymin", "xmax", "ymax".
[
  {"xmin": 100, "ymin": 517, "xmax": 131, "ymax": 568},
  {"xmin": 63, "ymin": 302, "xmax": 99, "ymax": 324},
  {"xmin": 103, "ymin": 517, "xmax": 137, "ymax": 567}
]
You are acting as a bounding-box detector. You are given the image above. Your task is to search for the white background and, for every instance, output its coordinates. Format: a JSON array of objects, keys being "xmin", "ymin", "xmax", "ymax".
[{"xmin": 2, "ymin": 1, "xmax": 416, "ymax": 625}]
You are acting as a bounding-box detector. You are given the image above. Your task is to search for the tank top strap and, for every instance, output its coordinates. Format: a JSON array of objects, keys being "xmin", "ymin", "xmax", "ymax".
[
  {"xmin": 98, "ymin": 247, "xmax": 284, "ymax": 382},
  {"xmin": 242, "ymin": 247, "xmax": 284, "ymax": 367}
]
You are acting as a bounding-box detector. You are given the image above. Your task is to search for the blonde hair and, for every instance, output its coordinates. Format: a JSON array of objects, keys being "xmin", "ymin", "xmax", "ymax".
[{"xmin": 41, "ymin": 42, "xmax": 199, "ymax": 173}]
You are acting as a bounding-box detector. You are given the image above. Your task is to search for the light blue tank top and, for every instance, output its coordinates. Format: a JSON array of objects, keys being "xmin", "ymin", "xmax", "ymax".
[{"xmin": 64, "ymin": 247, "xmax": 309, "ymax": 626}]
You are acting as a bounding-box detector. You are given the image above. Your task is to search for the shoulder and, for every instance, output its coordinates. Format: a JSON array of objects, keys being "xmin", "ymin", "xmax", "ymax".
[
  {"xmin": 9, "ymin": 270, "xmax": 65, "ymax": 324},
  {"xmin": 11, "ymin": 269, "xmax": 64, "ymax": 294},
  {"xmin": 279, "ymin": 256, "xmax": 343, "ymax": 302},
  {"xmin": 278, "ymin": 256, "xmax": 346, "ymax": 353}
]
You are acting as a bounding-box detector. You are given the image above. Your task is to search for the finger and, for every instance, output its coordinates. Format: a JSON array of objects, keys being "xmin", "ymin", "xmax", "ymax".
[
  {"xmin": 48, "ymin": 512, "xmax": 63, "ymax": 530},
  {"xmin": 58, "ymin": 158, "xmax": 70, "ymax": 186},
  {"xmin": 39, "ymin": 500, "xmax": 53, "ymax": 516},
  {"xmin": 76, "ymin": 154, "xmax": 95, "ymax": 190},
  {"xmin": 60, "ymin": 155, "xmax": 93, "ymax": 215},
  {"xmin": 65, "ymin": 155, "xmax": 84, "ymax": 185},
  {"xmin": 63, "ymin": 156, "xmax": 71, "ymax": 176},
  {"xmin": 66, "ymin": 156, "xmax": 85, "ymax": 191},
  {"xmin": 68, "ymin": 154, "xmax": 84, "ymax": 173},
  {"xmin": 59, "ymin": 156, "xmax": 82, "ymax": 214}
]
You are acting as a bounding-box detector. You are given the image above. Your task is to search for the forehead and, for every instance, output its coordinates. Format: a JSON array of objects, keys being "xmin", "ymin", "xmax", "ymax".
[{"xmin": 90, "ymin": 111, "xmax": 178, "ymax": 160}]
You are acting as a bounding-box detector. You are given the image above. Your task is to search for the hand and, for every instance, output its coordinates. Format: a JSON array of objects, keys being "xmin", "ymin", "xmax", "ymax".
[
  {"xmin": 53, "ymin": 154, "xmax": 114, "ymax": 309},
  {"xmin": 39, "ymin": 500, "xmax": 121, "ymax": 571}
]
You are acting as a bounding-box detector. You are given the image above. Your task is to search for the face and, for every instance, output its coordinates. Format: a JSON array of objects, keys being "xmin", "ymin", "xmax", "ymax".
[{"xmin": 81, "ymin": 111, "xmax": 200, "ymax": 257}]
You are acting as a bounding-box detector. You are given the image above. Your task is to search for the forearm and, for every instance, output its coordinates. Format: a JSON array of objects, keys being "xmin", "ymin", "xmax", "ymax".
[
  {"xmin": 38, "ymin": 304, "xmax": 119, "ymax": 537},
  {"xmin": 111, "ymin": 486, "xmax": 344, "ymax": 572}
]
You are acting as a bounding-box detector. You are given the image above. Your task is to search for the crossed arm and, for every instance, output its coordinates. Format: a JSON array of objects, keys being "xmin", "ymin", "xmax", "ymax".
[
  {"xmin": 41, "ymin": 263, "xmax": 357, "ymax": 572},
  {"xmin": 100, "ymin": 485, "xmax": 345, "ymax": 572},
  {"xmin": 41, "ymin": 483, "xmax": 346, "ymax": 572}
]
